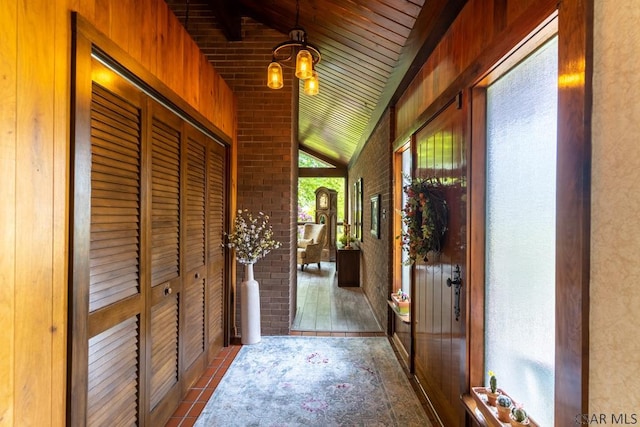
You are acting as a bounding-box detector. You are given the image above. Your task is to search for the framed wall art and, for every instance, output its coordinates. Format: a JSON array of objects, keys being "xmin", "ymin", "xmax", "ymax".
[
  {"xmin": 353, "ymin": 178, "xmax": 363, "ymax": 241},
  {"xmin": 371, "ymin": 194, "xmax": 380, "ymax": 239}
]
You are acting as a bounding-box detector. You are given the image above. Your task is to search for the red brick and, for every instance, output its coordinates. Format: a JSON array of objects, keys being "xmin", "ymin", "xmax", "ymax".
[{"xmin": 198, "ymin": 17, "xmax": 295, "ymax": 336}]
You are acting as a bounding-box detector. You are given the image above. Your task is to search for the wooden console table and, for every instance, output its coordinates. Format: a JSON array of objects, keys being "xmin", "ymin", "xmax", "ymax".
[{"xmin": 336, "ymin": 248, "xmax": 360, "ymax": 287}]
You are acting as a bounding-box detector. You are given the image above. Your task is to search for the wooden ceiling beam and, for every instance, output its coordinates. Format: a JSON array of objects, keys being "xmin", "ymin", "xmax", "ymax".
[
  {"xmin": 298, "ymin": 167, "xmax": 347, "ymax": 178},
  {"xmin": 299, "ymin": 145, "xmax": 348, "ymax": 172},
  {"xmin": 206, "ymin": 0, "xmax": 242, "ymax": 41},
  {"xmin": 237, "ymin": 0, "xmax": 292, "ymax": 36}
]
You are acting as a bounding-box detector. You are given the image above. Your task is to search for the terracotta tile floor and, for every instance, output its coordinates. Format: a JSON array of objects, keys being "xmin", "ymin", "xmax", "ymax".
[
  {"xmin": 164, "ymin": 332, "xmax": 386, "ymax": 426},
  {"xmin": 164, "ymin": 344, "xmax": 241, "ymax": 427}
]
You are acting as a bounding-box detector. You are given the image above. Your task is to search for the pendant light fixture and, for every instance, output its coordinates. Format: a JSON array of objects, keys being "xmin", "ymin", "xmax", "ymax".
[
  {"xmin": 267, "ymin": 0, "xmax": 321, "ymax": 95},
  {"xmin": 303, "ymin": 69, "xmax": 319, "ymax": 96},
  {"xmin": 267, "ymin": 61, "xmax": 284, "ymax": 89}
]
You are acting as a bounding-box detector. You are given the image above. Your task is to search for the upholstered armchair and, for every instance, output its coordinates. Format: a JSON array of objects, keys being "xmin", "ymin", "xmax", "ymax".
[{"xmin": 296, "ymin": 223, "xmax": 326, "ymax": 271}]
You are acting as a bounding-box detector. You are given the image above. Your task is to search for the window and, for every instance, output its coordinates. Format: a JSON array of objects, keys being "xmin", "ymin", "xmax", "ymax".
[
  {"xmin": 298, "ymin": 151, "xmax": 335, "ymax": 168},
  {"xmin": 393, "ymin": 143, "xmax": 412, "ymax": 297},
  {"xmin": 400, "ymin": 147, "xmax": 412, "ymax": 295},
  {"xmin": 484, "ymin": 36, "xmax": 558, "ymax": 427}
]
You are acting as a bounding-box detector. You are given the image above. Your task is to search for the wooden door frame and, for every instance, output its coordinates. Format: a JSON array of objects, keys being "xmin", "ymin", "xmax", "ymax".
[
  {"xmin": 555, "ymin": 0, "xmax": 593, "ymax": 420},
  {"xmin": 467, "ymin": 1, "xmax": 592, "ymax": 423},
  {"xmin": 390, "ymin": 140, "xmax": 412, "ymax": 369}
]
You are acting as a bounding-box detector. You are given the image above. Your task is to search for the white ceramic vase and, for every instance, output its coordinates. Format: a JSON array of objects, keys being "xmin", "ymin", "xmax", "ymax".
[{"xmin": 240, "ymin": 263, "xmax": 261, "ymax": 344}]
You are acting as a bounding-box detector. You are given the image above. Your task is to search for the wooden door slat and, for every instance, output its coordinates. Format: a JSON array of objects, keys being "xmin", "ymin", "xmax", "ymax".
[
  {"xmin": 87, "ymin": 316, "xmax": 139, "ymax": 426},
  {"xmin": 150, "ymin": 295, "xmax": 179, "ymax": 409}
]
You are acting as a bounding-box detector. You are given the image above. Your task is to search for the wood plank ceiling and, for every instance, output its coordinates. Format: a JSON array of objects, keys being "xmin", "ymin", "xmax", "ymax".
[{"xmin": 166, "ymin": 0, "xmax": 465, "ymax": 166}]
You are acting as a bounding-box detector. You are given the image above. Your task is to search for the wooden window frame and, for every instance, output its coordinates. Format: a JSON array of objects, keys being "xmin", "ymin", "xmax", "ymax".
[
  {"xmin": 392, "ymin": 141, "xmax": 411, "ymax": 292},
  {"xmin": 467, "ymin": 2, "xmax": 592, "ymax": 424}
]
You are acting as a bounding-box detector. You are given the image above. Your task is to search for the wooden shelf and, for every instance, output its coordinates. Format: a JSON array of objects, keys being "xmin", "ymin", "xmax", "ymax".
[
  {"xmin": 462, "ymin": 387, "xmax": 539, "ymax": 427},
  {"xmin": 387, "ymin": 300, "xmax": 410, "ymax": 323},
  {"xmin": 461, "ymin": 393, "xmax": 488, "ymax": 427}
]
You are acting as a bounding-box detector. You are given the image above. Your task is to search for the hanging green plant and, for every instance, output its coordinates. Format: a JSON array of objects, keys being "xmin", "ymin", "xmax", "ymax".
[{"xmin": 400, "ymin": 176, "xmax": 448, "ymax": 264}]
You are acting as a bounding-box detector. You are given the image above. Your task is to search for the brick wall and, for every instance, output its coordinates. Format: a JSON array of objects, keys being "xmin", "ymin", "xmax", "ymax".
[
  {"xmin": 349, "ymin": 111, "xmax": 393, "ymax": 330},
  {"xmin": 169, "ymin": 3, "xmax": 296, "ymax": 335},
  {"xmin": 210, "ymin": 19, "xmax": 295, "ymax": 336}
]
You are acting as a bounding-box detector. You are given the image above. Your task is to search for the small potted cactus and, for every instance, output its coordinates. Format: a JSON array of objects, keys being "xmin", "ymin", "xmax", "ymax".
[
  {"xmin": 496, "ymin": 395, "xmax": 512, "ymax": 422},
  {"xmin": 486, "ymin": 370, "xmax": 499, "ymax": 406},
  {"xmin": 510, "ymin": 404, "xmax": 530, "ymax": 426}
]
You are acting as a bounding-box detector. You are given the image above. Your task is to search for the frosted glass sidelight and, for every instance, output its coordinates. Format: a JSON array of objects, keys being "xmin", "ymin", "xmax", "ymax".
[
  {"xmin": 484, "ymin": 37, "xmax": 557, "ymax": 427},
  {"xmin": 401, "ymin": 148, "xmax": 412, "ymax": 294}
]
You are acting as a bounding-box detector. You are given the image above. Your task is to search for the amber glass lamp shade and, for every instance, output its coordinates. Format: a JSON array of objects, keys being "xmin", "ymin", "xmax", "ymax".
[
  {"xmin": 267, "ymin": 61, "xmax": 284, "ymax": 89},
  {"xmin": 295, "ymin": 49, "xmax": 313, "ymax": 80},
  {"xmin": 303, "ymin": 70, "xmax": 319, "ymax": 96}
]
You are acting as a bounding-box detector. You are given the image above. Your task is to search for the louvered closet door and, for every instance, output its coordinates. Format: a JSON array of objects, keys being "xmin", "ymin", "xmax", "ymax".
[
  {"xmin": 182, "ymin": 128, "xmax": 207, "ymax": 374},
  {"xmin": 72, "ymin": 43, "xmax": 231, "ymax": 426},
  {"xmin": 207, "ymin": 142, "xmax": 227, "ymax": 352},
  {"xmin": 148, "ymin": 102, "xmax": 183, "ymax": 421},
  {"xmin": 87, "ymin": 61, "xmax": 145, "ymax": 426}
]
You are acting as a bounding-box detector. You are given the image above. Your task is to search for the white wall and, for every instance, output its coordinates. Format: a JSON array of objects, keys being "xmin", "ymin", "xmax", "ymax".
[{"xmin": 591, "ymin": 0, "xmax": 640, "ymax": 413}]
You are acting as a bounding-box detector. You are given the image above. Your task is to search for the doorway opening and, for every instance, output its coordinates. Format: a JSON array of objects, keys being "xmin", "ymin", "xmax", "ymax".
[{"xmin": 293, "ymin": 150, "xmax": 382, "ymax": 332}]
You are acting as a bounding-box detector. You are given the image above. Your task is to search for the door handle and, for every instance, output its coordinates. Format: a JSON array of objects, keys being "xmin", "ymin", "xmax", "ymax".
[{"xmin": 446, "ymin": 264, "xmax": 463, "ymax": 321}]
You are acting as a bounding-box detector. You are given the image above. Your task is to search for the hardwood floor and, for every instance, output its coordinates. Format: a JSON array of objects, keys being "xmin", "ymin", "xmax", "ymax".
[{"xmin": 292, "ymin": 262, "xmax": 383, "ymax": 332}]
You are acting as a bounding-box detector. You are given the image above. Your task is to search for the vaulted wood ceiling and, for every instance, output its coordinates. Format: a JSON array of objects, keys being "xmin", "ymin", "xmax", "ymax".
[{"xmin": 167, "ymin": 0, "xmax": 465, "ymax": 166}]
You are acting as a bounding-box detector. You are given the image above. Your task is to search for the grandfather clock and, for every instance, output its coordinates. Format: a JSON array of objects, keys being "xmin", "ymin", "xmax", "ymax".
[{"xmin": 315, "ymin": 187, "xmax": 337, "ymax": 261}]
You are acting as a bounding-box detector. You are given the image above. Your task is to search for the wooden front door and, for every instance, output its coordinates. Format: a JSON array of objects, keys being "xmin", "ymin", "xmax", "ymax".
[{"xmin": 412, "ymin": 98, "xmax": 467, "ymax": 427}]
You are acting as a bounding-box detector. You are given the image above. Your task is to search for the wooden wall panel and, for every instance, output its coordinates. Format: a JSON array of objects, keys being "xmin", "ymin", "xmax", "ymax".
[
  {"xmin": 184, "ymin": 38, "xmax": 201, "ymax": 108},
  {"xmin": 199, "ymin": 60, "xmax": 215, "ymax": 128},
  {"xmin": 71, "ymin": 0, "xmax": 95, "ymax": 21},
  {"xmin": 126, "ymin": 0, "xmax": 143, "ymax": 61},
  {"xmin": 72, "ymin": 0, "xmax": 235, "ymax": 137},
  {"xmin": 109, "ymin": 0, "xmax": 130, "ymax": 52},
  {"xmin": 0, "ymin": 2, "xmax": 17, "ymax": 425},
  {"xmin": 139, "ymin": 0, "xmax": 158, "ymax": 75},
  {"xmin": 52, "ymin": 2, "xmax": 72, "ymax": 424},
  {"xmin": 395, "ymin": 0, "xmax": 549, "ymax": 136},
  {"xmin": 93, "ymin": 0, "xmax": 110, "ymax": 37},
  {"xmin": 15, "ymin": 1, "xmax": 56, "ymax": 426},
  {"xmin": 155, "ymin": 4, "xmax": 170, "ymax": 91},
  {"xmin": 164, "ymin": 11, "xmax": 185, "ymax": 100}
]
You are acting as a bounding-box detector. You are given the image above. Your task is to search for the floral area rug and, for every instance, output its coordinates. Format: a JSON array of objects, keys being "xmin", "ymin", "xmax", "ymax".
[{"xmin": 194, "ymin": 336, "xmax": 431, "ymax": 426}]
